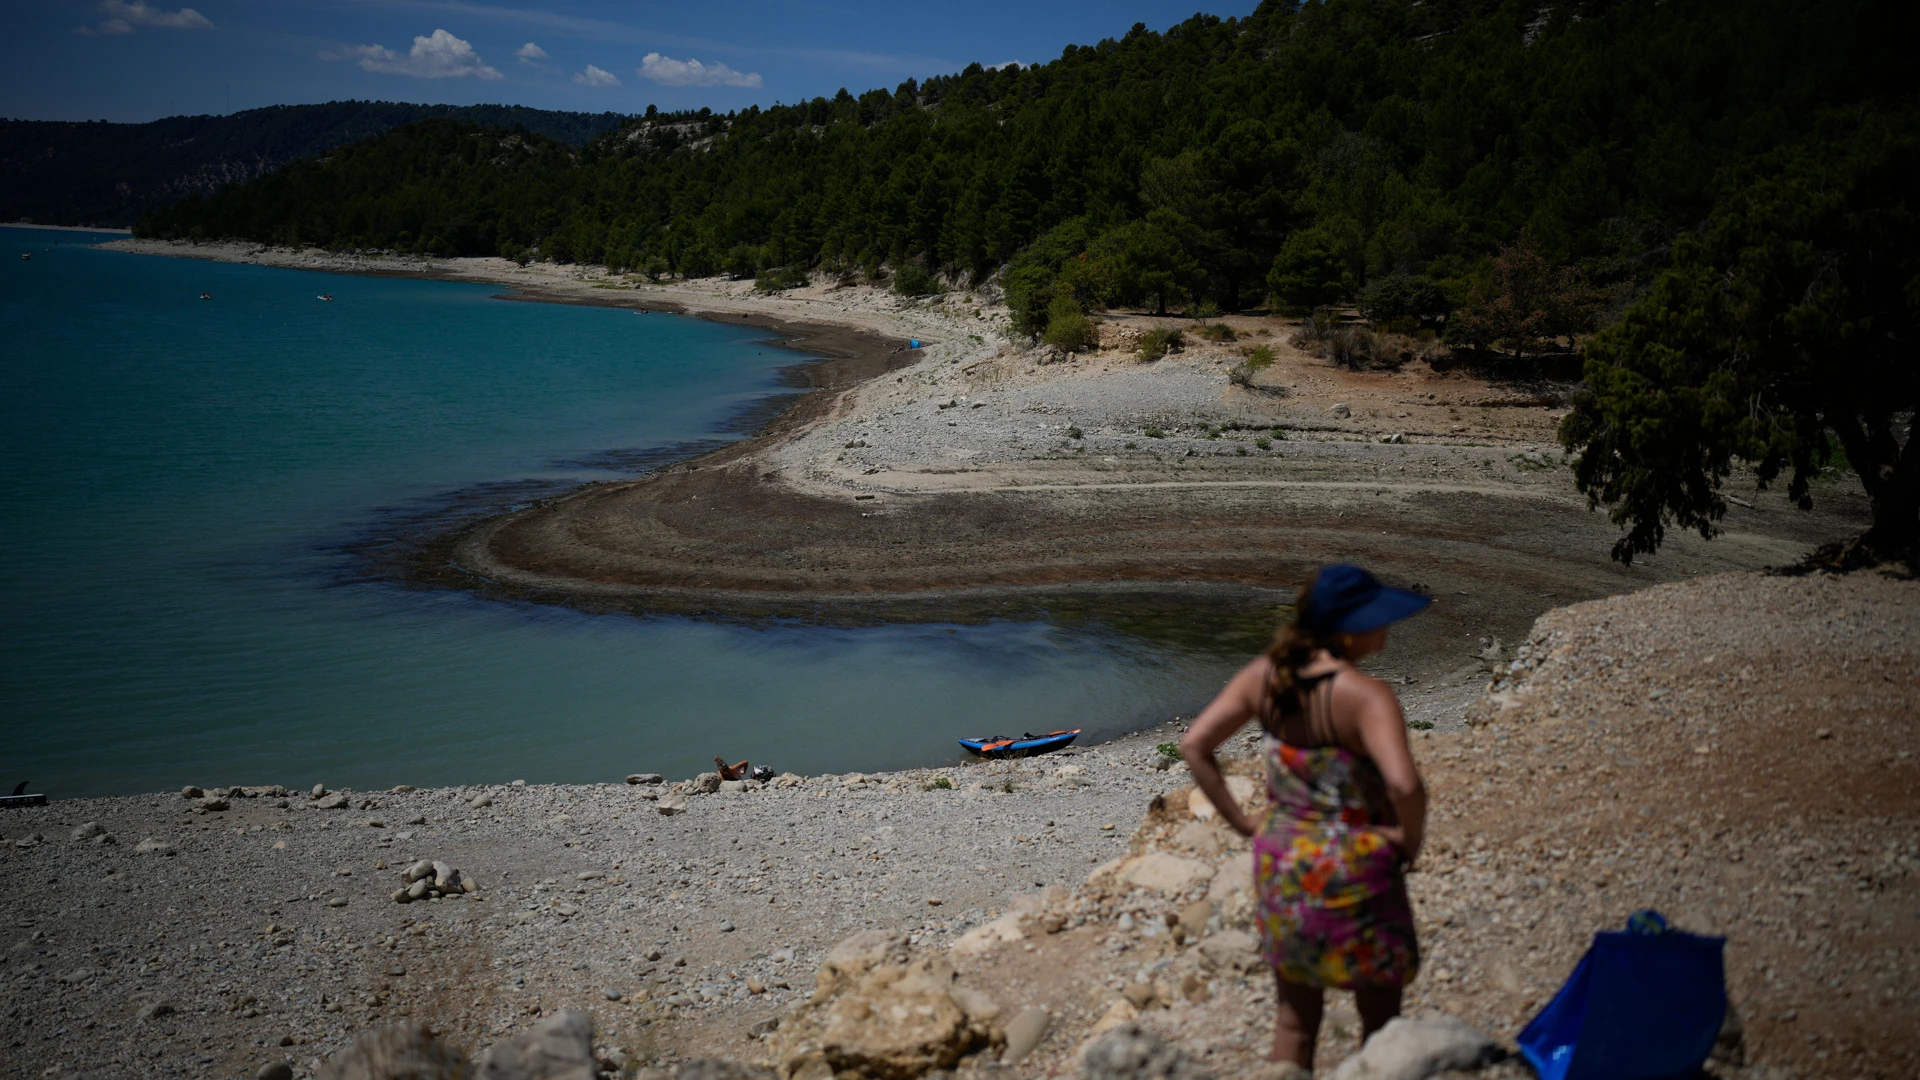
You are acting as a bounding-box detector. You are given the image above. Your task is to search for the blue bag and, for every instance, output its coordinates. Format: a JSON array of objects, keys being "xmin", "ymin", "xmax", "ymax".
[{"xmin": 1518, "ymin": 911, "xmax": 1727, "ymax": 1080}]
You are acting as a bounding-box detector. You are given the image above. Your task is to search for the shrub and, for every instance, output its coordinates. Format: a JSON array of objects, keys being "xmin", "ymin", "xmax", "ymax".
[
  {"xmin": 1067, "ymin": 426, "xmax": 1084, "ymax": 439},
  {"xmin": 1043, "ymin": 294, "xmax": 1097, "ymax": 351},
  {"xmin": 923, "ymin": 776, "xmax": 954, "ymax": 791},
  {"xmin": 1360, "ymin": 273, "xmax": 1452, "ymax": 327},
  {"xmin": 1155, "ymin": 741, "xmax": 1182, "ymax": 761},
  {"xmin": 1144, "ymin": 427, "xmax": 1166, "ymax": 438},
  {"xmin": 1255, "ymin": 436, "xmax": 1272, "ymax": 449},
  {"xmin": 1201, "ymin": 322, "xmax": 1236, "ymax": 342},
  {"xmin": 893, "ymin": 262, "xmax": 946, "ymax": 297},
  {"xmin": 754, "ymin": 266, "xmax": 810, "ymax": 292},
  {"xmin": 1138, "ymin": 327, "xmax": 1185, "ymax": 360}
]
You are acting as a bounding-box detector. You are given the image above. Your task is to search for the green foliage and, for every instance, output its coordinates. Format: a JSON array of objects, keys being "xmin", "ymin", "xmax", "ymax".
[
  {"xmin": 133, "ymin": 0, "xmax": 1912, "ymax": 370},
  {"xmin": 1144, "ymin": 427, "xmax": 1166, "ymax": 439},
  {"xmin": 1155, "ymin": 741, "xmax": 1182, "ymax": 761},
  {"xmin": 1067, "ymin": 426, "xmax": 1084, "ymax": 440},
  {"xmin": 923, "ymin": 776, "xmax": 955, "ymax": 791},
  {"xmin": 1043, "ymin": 293, "xmax": 1097, "ymax": 351},
  {"xmin": 1360, "ymin": 273, "xmax": 1451, "ymax": 328},
  {"xmin": 1268, "ymin": 227, "xmax": 1353, "ymax": 311},
  {"xmin": 1200, "ymin": 322, "xmax": 1236, "ymax": 342},
  {"xmin": 1137, "ymin": 327, "xmax": 1185, "ymax": 361},
  {"xmin": 1560, "ymin": 105, "xmax": 1920, "ymax": 561},
  {"xmin": 892, "ymin": 262, "xmax": 945, "ymax": 297},
  {"xmin": 1242, "ymin": 344, "xmax": 1275, "ymax": 372},
  {"xmin": 1448, "ymin": 240, "xmax": 1601, "ymax": 356},
  {"xmin": 755, "ymin": 265, "xmax": 810, "ymax": 292}
]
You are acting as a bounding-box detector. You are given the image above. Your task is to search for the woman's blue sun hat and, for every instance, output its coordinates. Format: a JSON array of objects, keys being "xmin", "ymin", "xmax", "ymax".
[{"xmin": 1300, "ymin": 564, "xmax": 1431, "ymax": 634}]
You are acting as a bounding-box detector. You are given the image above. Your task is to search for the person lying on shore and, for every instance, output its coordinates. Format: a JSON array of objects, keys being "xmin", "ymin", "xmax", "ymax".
[
  {"xmin": 714, "ymin": 757, "xmax": 750, "ymax": 781},
  {"xmin": 1180, "ymin": 563, "xmax": 1430, "ymax": 1071}
]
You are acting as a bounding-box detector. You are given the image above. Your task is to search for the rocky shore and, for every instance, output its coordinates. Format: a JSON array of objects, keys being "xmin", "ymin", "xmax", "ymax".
[{"xmin": 6, "ymin": 570, "xmax": 1915, "ymax": 1080}]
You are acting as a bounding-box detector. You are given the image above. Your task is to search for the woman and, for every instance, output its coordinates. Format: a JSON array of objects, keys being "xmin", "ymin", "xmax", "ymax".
[{"xmin": 1180, "ymin": 564, "xmax": 1430, "ymax": 1070}]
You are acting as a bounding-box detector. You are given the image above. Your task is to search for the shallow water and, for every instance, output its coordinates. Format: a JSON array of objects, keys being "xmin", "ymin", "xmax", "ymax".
[{"xmin": 0, "ymin": 228, "xmax": 1237, "ymax": 797}]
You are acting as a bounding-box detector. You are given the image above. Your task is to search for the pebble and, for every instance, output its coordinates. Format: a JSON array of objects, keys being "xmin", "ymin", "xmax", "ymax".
[
  {"xmin": 626, "ymin": 773, "xmax": 664, "ymax": 785},
  {"xmin": 257, "ymin": 1062, "xmax": 293, "ymax": 1080},
  {"xmin": 327, "ymin": 897, "xmax": 348, "ymax": 908},
  {"xmin": 470, "ymin": 793, "xmax": 493, "ymax": 808}
]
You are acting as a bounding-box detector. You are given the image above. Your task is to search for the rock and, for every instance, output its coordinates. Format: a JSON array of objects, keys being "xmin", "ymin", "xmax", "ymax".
[
  {"xmin": 433, "ymin": 861, "xmax": 460, "ymax": 890},
  {"xmin": 773, "ymin": 954, "xmax": 987, "ymax": 1080},
  {"xmin": 720, "ymin": 920, "xmax": 736, "ymax": 933},
  {"xmin": 328, "ymin": 897, "xmax": 348, "ymax": 908},
  {"xmin": 311, "ymin": 784, "xmax": 327, "ymax": 798},
  {"xmin": 1178, "ymin": 900, "xmax": 1214, "ymax": 936},
  {"xmin": 1329, "ymin": 402, "xmax": 1352, "ymax": 419},
  {"xmin": 181, "ymin": 785, "xmax": 204, "ymax": 799},
  {"xmin": 1186, "ymin": 776, "xmax": 1257, "ymax": 821},
  {"xmin": 1180, "ymin": 973, "xmax": 1211, "ymax": 1003},
  {"xmin": 626, "ymin": 774, "xmax": 663, "ymax": 785},
  {"xmin": 70, "ymin": 821, "xmax": 106, "ymax": 841},
  {"xmin": 947, "ymin": 985, "xmax": 1000, "ymax": 1024},
  {"xmin": 1077, "ymin": 1022, "xmax": 1211, "ymax": 1079},
  {"xmin": 470, "ymin": 794, "xmax": 493, "ymax": 809},
  {"xmin": 392, "ymin": 889, "xmax": 413, "ymax": 904},
  {"xmin": 1002, "ymin": 1007, "xmax": 1050, "ymax": 1065},
  {"xmin": 405, "ymin": 860, "xmax": 435, "ymax": 883},
  {"xmin": 717, "ymin": 780, "xmax": 745, "ymax": 793},
  {"xmin": 746, "ymin": 978, "xmax": 766, "ymax": 994},
  {"xmin": 673, "ymin": 1063, "xmax": 776, "ymax": 1080},
  {"xmin": 1197, "ymin": 930, "xmax": 1261, "ymax": 974},
  {"xmin": 257, "ymin": 1062, "xmax": 295, "ymax": 1080},
  {"xmin": 478, "ymin": 1008, "xmax": 595, "ymax": 1080},
  {"xmin": 1121, "ymin": 982, "xmax": 1157, "ymax": 1009},
  {"xmin": 200, "ymin": 797, "xmax": 231, "ymax": 811},
  {"xmin": 135, "ymin": 1001, "xmax": 176, "ymax": 1023},
  {"xmin": 1328, "ymin": 1015, "xmax": 1498, "ymax": 1080},
  {"xmin": 1380, "ymin": 432, "xmax": 1406, "ymax": 444},
  {"xmin": 656, "ymin": 795, "xmax": 687, "ymax": 816},
  {"xmin": 134, "ymin": 837, "xmax": 177, "ymax": 856},
  {"xmin": 693, "ymin": 772, "xmax": 722, "ymax": 794},
  {"xmin": 603, "ymin": 989, "xmax": 623, "ymax": 1001},
  {"xmin": 1119, "ymin": 852, "xmax": 1215, "ymax": 894},
  {"xmin": 314, "ymin": 794, "xmax": 349, "ymax": 810},
  {"xmin": 318, "ymin": 1022, "xmax": 474, "ymax": 1080},
  {"xmin": 748, "ymin": 1016, "xmax": 781, "ymax": 1038},
  {"xmin": 950, "ymin": 912, "xmax": 1026, "ymax": 956},
  {"xmin": 407, "ymin": 879, "xmax": 431, "ymax": 901}
]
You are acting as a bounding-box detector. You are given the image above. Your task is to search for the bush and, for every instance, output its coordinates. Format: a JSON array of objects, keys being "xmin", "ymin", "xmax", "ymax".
[
  {"xmin": 1155, "ymin": 741, "xmax": 1182, "ymax": 761},
  {"xmin": 1067, "ymin": 426, "xmax": 1084, "ymax": 439},
  {"xmin": 1144, "ymin": 427, "xmax": 1166, "ymax": 438},
  {"xmin": 1269, "ymin": 228, "xmax": 1353, "ymax": 310},
  {"xmin": 1360, "ymin": 273, "xmax": 1451, "ymax": 327},
  {"xmin": 1200, "ymin": 322, "xmax": 1236, "ymax": 342},
  {"xmin": 1138, "ymin": 327, "xmax": 1185, "ymax": 360},
  {"xmin": 893, "ymin": 262, "xmax": 945, "ymax": 297},
  {"xmin": 922, "ymin": 776, "xmax": 954, "ymax": 791},
  {"xmin": 754, "ymin": 266, "xmax": 810, "ymax": 292},
  {"xmin": 1043, "ymin": 294, "xmax": 1097, "ymax": 351}
]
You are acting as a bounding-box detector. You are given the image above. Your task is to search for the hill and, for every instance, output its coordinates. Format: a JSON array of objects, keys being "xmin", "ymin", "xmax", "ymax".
[{"xmin": 0, "ymin": 101, "xmax": 631, "ymax": 227}]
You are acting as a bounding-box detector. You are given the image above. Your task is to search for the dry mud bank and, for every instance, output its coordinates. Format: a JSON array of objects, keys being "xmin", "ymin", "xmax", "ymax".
[{"xmin": 4, "ymin": 571, "xmax": 1915, "ymax": 1080}]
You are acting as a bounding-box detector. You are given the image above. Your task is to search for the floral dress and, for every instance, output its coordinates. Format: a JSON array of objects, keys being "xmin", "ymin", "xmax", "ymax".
[{"xmin": 1253, "ymin": 731, "xmax": 1420, "ymax": 989}]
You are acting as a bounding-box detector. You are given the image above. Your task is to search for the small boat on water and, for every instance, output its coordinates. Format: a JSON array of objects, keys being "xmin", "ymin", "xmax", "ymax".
[
  {"xmin": 199, "ymin": 292, "xmax": 212, "ymax": 300},
  {"xmin": 20, "ymin": 253, "xmax": 29, "ymax": 261},
  {"xmin": 958, "ymin": 729, "xmax": 1081, "ymax": 759},
  {"xmin": 317, "ymin": 294, "xmax": 334, "ymax": 301}
]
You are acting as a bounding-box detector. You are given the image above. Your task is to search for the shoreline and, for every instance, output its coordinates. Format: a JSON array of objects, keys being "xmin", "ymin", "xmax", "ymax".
[
  {"xmin": 6, "ymin": 221, "xmax": 133, "ymax": 234},
  {"xmin": 5, "ymin": 570, "xmax": 1913, "ymax": 1080},
  {"xmin": 98, "ymin": 237, "xmax": 1878, "ymax": 697}
]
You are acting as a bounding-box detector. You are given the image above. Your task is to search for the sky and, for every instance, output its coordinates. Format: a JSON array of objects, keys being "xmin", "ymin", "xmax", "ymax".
[{"xmin": 2, "ymin": 1, "xmax": 1263, "ymax": 123}]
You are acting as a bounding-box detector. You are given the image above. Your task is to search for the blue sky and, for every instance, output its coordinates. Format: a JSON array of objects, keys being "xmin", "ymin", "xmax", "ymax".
[{"xmin": 2, "ymin": 1, "xmax": 1262, "ymax": 123}]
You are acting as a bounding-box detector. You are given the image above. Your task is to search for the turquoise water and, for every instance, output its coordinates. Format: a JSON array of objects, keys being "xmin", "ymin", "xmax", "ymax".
[{"xmin": 0, "ymin": 228, "xmax": 1232, "ymax": 798}]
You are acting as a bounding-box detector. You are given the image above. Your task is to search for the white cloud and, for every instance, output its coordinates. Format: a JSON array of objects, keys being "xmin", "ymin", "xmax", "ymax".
[
  {"xmin": 574, "ymin": 64, "xmax": 620, "ymax": 88},
  {"xmin": 637, "ymin": 52, "xmax": 762, "ymax": 88},
  {"xmin": 98, "ymin": 1, "xmax": 213, "ymax": 31},
  {"xmin": 327, "ymin": 29, "xmax": 503, "ymax": 80},
  {"xmin": 515, "ymin": 42, "xmax": 547, "ymax": 63}
]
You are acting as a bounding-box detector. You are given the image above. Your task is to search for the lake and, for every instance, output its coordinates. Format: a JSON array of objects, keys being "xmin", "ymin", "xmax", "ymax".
[{"xmin": 0, "ymin": 227, "xmax": 1235, "ymax": 797}]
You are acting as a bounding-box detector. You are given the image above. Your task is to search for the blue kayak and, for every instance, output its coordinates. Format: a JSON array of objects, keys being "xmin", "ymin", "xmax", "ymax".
[{"xmin": 958, "ymin": 729, "xmax": 1081, "ymax": 759}]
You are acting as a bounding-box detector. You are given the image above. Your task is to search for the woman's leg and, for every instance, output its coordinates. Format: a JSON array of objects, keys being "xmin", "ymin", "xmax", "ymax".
[
  {"xmin": 1271, "ymin": 975, "xmax": 1324, "ymax": 1067},
  {"xmin": 1354, "ymin": 984, "xmax": 1404, "ymax": 1043}
]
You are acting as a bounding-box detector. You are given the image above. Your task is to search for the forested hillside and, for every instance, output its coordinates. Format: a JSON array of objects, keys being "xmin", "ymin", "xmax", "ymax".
[{"xmin": 2, "ymin": 102, "xmax": 630, "ymax": 227}]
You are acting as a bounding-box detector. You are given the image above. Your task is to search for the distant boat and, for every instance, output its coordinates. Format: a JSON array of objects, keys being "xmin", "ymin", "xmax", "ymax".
[
  {"xmin": 199, "ymin": 292, "xmax": 212, "ymax": 300},
  {"xmin": 958, "ymin": 729, "xmax": 1082, "ymax": 759},
  {"xmin": 317, "ymin": 294, "xmax": 334, "ymax": 301},
  {"xmin": 19, "ymin": 253, "xmax": 28, "ymax": 261}
]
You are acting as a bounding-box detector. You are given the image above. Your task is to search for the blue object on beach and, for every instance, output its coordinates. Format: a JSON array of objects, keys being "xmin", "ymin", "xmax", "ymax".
[
  {"xmin": 909, "ymin": 338, "xmax": 921, "ymax": 349},
  {"xmin": 1518, "ymin": 910, "xmax": 1726, "ymax": 1080},
  {"xmin": 958, "ymin": 730, "xmax": 1080, "ymax": 758}
]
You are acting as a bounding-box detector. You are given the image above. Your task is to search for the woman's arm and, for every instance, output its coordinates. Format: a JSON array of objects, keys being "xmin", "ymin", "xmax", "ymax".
[
  {"xmin": 1344, "ymin": 675, "xmax": 1427, "ymax": 866},
  {"xmin": 1178, "ymin": 657, "xmax": 1270, "ymax": 838}
]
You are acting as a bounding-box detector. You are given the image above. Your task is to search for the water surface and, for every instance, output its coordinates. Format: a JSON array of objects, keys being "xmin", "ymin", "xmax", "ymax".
[{"xmin": 0, "ymin": 228, "xmax": 1235, "ymax": 797}]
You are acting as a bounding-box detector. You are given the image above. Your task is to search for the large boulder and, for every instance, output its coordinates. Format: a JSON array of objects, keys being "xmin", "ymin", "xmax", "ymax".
[
  {"xmin": 1119, "ymin": 853, "xmax": 1215, "ymax": 894},
  {"xmin": 1328, "ymin": 1015, "xmax": 1499, "ymax": 1080},
  {"xmin": 1077, "ymin": 1023, "xmax": 1211, "ymax": 1080},
  {"xmin": 317, "ymin": 1023, "xmax": 474, "ymax": 1080},
  {"xmin": 773, "ymin": 933, "xmax": 995, "ymax": 1080},
  {"xmin": 478, "ymin": 1009, "xmax": 597, "ymax": 1080}
]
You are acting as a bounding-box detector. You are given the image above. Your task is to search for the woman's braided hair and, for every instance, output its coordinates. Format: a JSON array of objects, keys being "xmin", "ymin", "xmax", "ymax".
[{"xmin": 1260, "ymin": 567, "xmax": 1356, "ymax": 731}]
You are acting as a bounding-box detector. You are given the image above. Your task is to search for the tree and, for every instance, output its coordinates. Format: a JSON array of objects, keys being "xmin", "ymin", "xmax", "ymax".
[
  {"xmin": 1560, "ymin": 108, "xmax": 1918, "ymax": 563},
  {"xmin": 1448, "ymin": 240, "xmax": 1599, "ymax": 356},
  {"xmin": 1359, "ymin": 272, "xmax": 1450, "ymax": 328},
  {"xmin": 1268, "ymin": 227, "xmax": 1351, "ymax": 311},
  {"xmin": 1085, "ymin": 211, "xmax": 1197, "ymax": 314}
]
